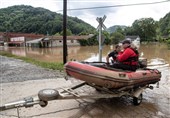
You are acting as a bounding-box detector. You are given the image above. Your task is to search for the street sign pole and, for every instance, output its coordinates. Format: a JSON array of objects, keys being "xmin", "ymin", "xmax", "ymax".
[
  {"xmin": 96, "ymin": 15, "xmax": 106, "ymax": 62},
  {"xmin": 98, "ymin": 18, "xmax": 102, "ymax": 62}
]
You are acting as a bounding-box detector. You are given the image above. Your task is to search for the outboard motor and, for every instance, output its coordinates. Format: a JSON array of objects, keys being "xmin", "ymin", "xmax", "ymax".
[{"xmin": 139, "ymin": 58, "xmax": 147, "ymax": 68}]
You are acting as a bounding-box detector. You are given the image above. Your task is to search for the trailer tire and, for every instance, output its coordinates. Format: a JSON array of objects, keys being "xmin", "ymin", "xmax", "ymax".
[
  {"xmin": 133, "ymin": 93, "xmax": 142, "ymax": 106},
  {"xmin": 38, "ymin": 89, "xmax": 59, "ymax": 101}
]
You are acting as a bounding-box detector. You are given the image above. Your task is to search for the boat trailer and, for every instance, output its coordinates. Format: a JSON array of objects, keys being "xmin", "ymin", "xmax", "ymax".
[{"xmin": 0, "ymin": 81, "xmax": 158, "ymax": 113}]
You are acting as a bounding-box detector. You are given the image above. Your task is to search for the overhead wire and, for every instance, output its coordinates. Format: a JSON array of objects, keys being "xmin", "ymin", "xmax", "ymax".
[{"xmin": 57, "ymin": 0, "xmax": 170, "ymax": 12}]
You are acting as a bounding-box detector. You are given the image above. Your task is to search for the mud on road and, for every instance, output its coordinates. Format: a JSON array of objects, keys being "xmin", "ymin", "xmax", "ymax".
[{"xmin": 0, "ymin": 55, "xmax": 170, "ymax": 118}]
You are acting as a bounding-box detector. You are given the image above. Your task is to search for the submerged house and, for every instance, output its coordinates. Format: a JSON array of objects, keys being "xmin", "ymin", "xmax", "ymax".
[
  {"xmin": 50, "ymin": 35, "xmax": 93, "ymax": 47},
  {"xmin": 26, "ymin": 37, "xmax": 51, "ymax": 48},
  {"xmin": 124, "ymin": 35, "xmax": 140, "ymax": 48},
  {"xmin": 125, "ymin": 36, "xmax": 140, "ymax": 43},
  {"xmin": 0, "ymin": 32, "xmax": 45, "ymax": 47},
  {"xmin": 26, "ymin": 38, "xmax": 42, "ymax": 47},
  {"xmin": 0, "ymin": 32, "xmax": 93, "ymax": 47},
  {"xmin": 26, "ymin": 35, "xmax": 94, "ymax": 48},
  {"xmin": 8, "ymin": 37, "xmax": 25, "ymax": 47}
]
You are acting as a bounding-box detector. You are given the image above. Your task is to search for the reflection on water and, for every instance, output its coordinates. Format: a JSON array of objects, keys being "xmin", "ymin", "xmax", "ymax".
[
  {"xmin": 147, "ymin": 58, "xmax": 170, "ymax": 69},
  {"xmin": 139, "ymin": 43, "xmax": 170, "ymax": 64},
  {"xmin": 0, "ymin": 43, "xmax": 170, "ymax": 64}
]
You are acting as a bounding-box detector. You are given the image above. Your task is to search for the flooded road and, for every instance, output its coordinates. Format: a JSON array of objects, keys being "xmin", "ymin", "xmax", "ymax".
[
  {"xmin": 0, "ymin": 43, "xmax": 170, "ymax": 117},
  {"xmin": 1, "ymin": 43, "xmax": 170, "ymax": 64}
]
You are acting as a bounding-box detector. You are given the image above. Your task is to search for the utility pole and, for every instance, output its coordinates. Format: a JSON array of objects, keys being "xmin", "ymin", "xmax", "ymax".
[
  {"xmin": 63, "ymin": 0, "xmax": 67, "ymax": 64},
  {"xmin": 96, "ymin": 15, "xmax": 106, "ymax": 62}
]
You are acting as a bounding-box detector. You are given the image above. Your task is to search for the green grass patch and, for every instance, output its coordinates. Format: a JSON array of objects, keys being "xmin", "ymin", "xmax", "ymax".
[{"xmin": 0, "ymin": 52, "xmax": 64, "ymax": 71}]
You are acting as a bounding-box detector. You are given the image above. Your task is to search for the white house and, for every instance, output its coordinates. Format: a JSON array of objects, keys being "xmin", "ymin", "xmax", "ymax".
[{"xmin": 125, "ymin": 35, "xmax": 140, "ymax": 48}]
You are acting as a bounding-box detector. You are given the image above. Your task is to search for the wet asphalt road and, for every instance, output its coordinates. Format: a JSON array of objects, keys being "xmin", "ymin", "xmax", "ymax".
[{"xmin": 0, "ymin": 55, "xmax": 170, "ymax": 118}]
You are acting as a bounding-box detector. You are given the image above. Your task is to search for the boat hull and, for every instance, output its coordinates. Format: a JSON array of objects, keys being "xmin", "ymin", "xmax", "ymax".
[{"xmin": 64, "ymin": 61, "xmax": 161, "ymax": 89}]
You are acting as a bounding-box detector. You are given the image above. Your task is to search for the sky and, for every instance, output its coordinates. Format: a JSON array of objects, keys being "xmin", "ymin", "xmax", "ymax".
[{"xmin": 0, "ymin": 0, "xmax": 170, "ymax": 28}]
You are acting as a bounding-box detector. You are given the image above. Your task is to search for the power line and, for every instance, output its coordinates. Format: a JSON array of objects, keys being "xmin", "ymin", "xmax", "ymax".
[{"xmin": 57, "ymin": 0, "xmax": 170, "ymax": 12}]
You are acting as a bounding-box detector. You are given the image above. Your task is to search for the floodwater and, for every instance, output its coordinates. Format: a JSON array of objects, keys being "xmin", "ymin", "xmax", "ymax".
[
  {"xmin": 0, "ymin": 43, "xmax": 170, "ymax": 64},
  {"xmin": 0, "ymin": 43, "xmax": 170, "ymax": 117}
]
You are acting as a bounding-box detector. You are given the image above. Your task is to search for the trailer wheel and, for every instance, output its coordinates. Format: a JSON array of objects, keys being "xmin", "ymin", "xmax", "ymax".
[
  {"xmin": 38, "ymin": 89, "xmax": 59, "ymax": 101},
  {"xmin": 133, "ymin": 93, "xmax": 143, "ymax": 106}
]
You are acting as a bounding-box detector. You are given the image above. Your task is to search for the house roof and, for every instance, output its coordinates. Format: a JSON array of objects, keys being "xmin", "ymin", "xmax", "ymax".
[
  {"xmin": 26, "ymin": 38, "xmax": 43, "ymax": 43},
  {"xmin": 0, "ymin": 32, "xmax": 44, "ymax": 39},
  {"xmin": 125, "ymin": 35, "xmax": 139, "ymax": 39},
  {"xmin": 0, "ymin": 32, "xmax": 94, "ymax": 43},
  {"xmin": 125, "ymin": 35, "xmax": 140, "ymax": 41}
]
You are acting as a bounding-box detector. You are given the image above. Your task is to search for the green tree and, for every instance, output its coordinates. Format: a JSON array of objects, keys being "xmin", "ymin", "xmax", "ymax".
[
  {"xmin": 115, "ymin": 26, "xmax": 125, "ymax": 34},
  {"xmin": 54, "ymin": 32, "xmax": 61, "ymax": 36},
  {"xmin": 110, "ymin": 32, "xmax": 124, "ymax": 44},
  {"xmin": 131, "ymin": 18, "xmax": 157, "ymax": 41},
  {"xmin": 159, "ymin": 12, "xmax": 170, "ymax": 36},
  {"xmin": 124, "ymin": 26, "xmax": 134, "ymax": 36},
  {"xmin": 60, "ymin": 29, "xmax": 73, "ymax": 36},
  {"xmin": 103, "ymin": 31, "xmax": 111, "ymax": 45}
]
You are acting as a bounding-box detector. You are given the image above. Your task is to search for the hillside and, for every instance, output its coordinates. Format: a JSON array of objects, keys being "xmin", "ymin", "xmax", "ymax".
[
  {"xmin": 107, "ymin": 25, "xmax": 127, "ymax": 33},
  {"xmin": 0, "ymin": 5, "xmax": 95, "ymax": 35}
]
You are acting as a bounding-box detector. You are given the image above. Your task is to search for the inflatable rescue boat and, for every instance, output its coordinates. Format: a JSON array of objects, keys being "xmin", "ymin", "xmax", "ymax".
[{"xmin": 64, "ymin": 61, "xmax": 161, "ymax": 89}]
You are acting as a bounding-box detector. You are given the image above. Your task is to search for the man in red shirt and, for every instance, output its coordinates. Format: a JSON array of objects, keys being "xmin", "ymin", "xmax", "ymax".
[{"xmin": 111, "ymin": 40, "xmax": 139, "ymax": 71}]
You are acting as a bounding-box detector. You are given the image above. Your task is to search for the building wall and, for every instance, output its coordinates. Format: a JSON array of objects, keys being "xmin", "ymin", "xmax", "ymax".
[{"xmin": 51, "ymin": 39, "xmax": 80, "ymax": 47}]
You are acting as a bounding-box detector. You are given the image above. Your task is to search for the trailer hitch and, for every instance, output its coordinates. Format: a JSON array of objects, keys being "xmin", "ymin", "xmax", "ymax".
[{"xmin": 0, "ymin": 97, "xmax": 41, "ymax": 111}]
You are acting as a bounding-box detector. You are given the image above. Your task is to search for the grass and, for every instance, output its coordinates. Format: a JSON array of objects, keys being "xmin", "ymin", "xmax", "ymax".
[{"xmin": 0, "ymin": 52, "xmax": 64, "ymax": 71}]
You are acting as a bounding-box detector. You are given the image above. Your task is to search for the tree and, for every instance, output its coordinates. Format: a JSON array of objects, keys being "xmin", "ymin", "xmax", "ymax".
[
  {"xmin": 159, "ymin": 12, "xmax": 170, "ymax": 36},
  {"xmin": 0, "ymin": 5, "xmax": 95, "ymax": 35},
  {"xmin": 103, "ymin": 31, "xmax": 111, "ymax": 45},
  {"xmin": 60, "ymin": 29, "xmax": 73, "ymax": 36},
  {"xmin": 110, "ymin": 32, "xmax": 124, "ymax": 44},
  {"xmin": 115, "ymin": 26, "xmax": 124, "ymax": 34},
  {"xmin": 131, "ymin": 18, "xmax": 157, "ymax": 41},
  {"xmin": 124, "ymin": 26, "xmax": 134, "ymax": 36},
  {"xmin": 54, "ymin": 32, "xmax": 60, "ymax": 36}
]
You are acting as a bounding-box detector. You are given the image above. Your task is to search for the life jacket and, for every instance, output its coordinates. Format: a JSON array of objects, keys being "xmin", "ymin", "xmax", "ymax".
[{"xmin": 121, "ymin": 47, "xmax": 139, "ymax": 66}]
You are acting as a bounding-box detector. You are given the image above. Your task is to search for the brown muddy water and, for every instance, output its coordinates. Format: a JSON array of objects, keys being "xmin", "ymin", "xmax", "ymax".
[
  {"xmin": 0, "ymin": 43, "xmax": 170, "ymax": 117},
  {"xmin": 0, "ymin": 43, "xmax": 170, "ymax": 64}
]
